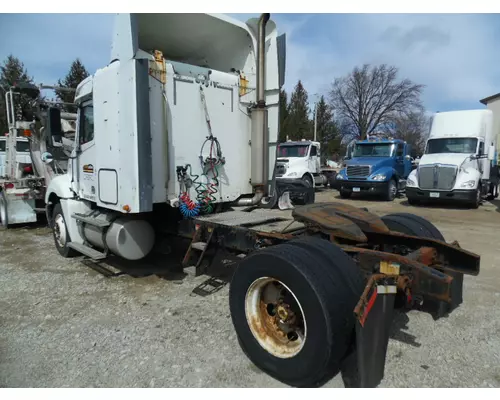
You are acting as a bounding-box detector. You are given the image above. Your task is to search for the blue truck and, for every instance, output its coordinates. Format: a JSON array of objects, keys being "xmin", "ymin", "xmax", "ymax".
[{"xmin": 334, "ymin": 138, "xmax": 412, "ymax": 201}]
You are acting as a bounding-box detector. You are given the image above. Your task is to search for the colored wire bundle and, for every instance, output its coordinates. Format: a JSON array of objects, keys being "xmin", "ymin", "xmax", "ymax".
[{"xmin": 179, "ymin": 191, "xmax": 201, "ymax": 218}]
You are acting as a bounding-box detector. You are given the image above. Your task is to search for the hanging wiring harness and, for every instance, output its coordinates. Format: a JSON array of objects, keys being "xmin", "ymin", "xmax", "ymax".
[{"xmin": 177, "ymin": 85, "xmax": 225, "ymax": 218}]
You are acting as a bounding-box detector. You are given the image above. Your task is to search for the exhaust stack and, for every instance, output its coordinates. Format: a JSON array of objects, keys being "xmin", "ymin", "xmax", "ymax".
[{"xmin": 237, "ymin": 13, "xmax": 270, "ymax": 206}]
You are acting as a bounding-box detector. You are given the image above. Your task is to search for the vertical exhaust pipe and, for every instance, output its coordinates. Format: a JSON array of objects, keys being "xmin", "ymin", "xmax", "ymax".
[{"xmin": 236, "ymin": 13, "xmax": 270, "ymax": 206}]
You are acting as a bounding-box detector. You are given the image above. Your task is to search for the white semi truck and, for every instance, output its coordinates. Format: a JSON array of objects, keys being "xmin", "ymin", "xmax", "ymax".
[
  {"xmin": 275, "ymin": 139, "xmax": 339, "ymax": 190},
  {"xmin": 42, "ymin": 13, "xmax": 481, "ymax": 388},
  {"xmin": 0, "ymin": 83, "xmax": 76, "ymax": 228},
  {"xmin": 406, "ymin": 109, "xmax": 499, "ymax": 208}
]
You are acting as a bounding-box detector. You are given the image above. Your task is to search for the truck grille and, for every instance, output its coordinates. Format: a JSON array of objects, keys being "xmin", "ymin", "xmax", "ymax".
[
  {"xmin": 418, "ymin": 164, "xmax": 457, "ymax": 190},
  {"xmin": 346, "ymin": 165, "xmax": 371, "ymax": 177}
]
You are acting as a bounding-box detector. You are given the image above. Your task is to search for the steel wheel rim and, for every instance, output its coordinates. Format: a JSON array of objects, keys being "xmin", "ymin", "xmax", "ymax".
[
  {"xmin": 389, "ymin": 181, "xmax": 397, "ymax": 198},
  {"xmin": 245, "ymin": 277, "xmax": 307, "ymax": 358},
  {"xmin": 54, "ymin": 213, "xmax": 67, "ymax": 247}
]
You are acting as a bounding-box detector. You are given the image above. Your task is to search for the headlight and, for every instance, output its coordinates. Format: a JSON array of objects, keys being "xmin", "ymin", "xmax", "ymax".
[
  {"xmin": 372, "ymin": 174, "xmax": 386, "ymax": 181},
  {"xmin": 407, "ymin": 178, "xmax": 417, "ymax": 187},
  {"xmin": 287, "ymin": 172, "xmax": 297, "ymax": 177},
  {"xmin": 460, "ymin": 180, "xmax": 476, "ymax": 188},
  {"xmin": 336, "ymin": 174, "xmax": 345, "ymax": 180}
]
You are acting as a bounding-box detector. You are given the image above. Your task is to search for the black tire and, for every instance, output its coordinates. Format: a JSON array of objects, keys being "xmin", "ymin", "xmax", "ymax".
[
  {"xmin": 328, "ymin": 173, "xmax": 337, "ymax": 189},
  {"xmin": 260, "ymin": 189, "xmax": 279, "ymax": 209},
  {"xmin": 302, "ymin": 174, "xmax": 313, "ymax": 188},
  {"xmin": 294, "ymin": 175, "xmax": 315, "ymax": 205},
  {"xmin": 51, "ymin": 203, "xmax": 77, "ymax": 258},
  {"xmin": 486, "ymin": 183, "xmax": 495, "ymax": 201},
  {"xmin": 469, "ymin": 185, "xmax": 481, "ymax": 209},
  {"xmin": 385, "ymin": 179, "xmax": 397, "ymax": 201},
  {"xmin": 382, "ymin": 213, "xmax": 444, "ymax": 241},
  {"xmin": 290, "ymin": 237, "xmax": 365, "ymax": 297},
  {"xmin": 0, "ymin": 189, "xmax": 8, "ymax": 229},
  {"xmin": 229, "ymin": 239, "xmax": 364, "ymax": 387}
]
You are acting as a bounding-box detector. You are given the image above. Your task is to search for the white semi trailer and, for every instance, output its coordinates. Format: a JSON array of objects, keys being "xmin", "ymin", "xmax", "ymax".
[
  {"xmin": 43, "ymin": 13, "xmax": 481, "ymax": 388},
  {"xmin": 406, "ymin": 109, "xmax": 499, "ymax": 208}
]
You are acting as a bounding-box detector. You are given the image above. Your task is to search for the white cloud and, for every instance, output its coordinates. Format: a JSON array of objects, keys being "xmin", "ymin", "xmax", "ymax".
[
  {"xmin": 274, "ymin": 13, "xmax": 500, "ymax": 111},
  {"xmin": 1, "ymin": 13, "xmax": 498, "ymax": 112}
]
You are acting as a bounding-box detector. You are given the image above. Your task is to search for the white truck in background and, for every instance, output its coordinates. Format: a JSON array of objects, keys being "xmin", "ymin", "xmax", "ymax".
[
  {"xmin": 0, "ymin": 83, "xmax": 76, "ymax": 228},
  {"xmin": 406, "ymin": 109, "xmax": 499, "ymax": 208},
  {"xmin": 275, "ymin": 139, "xmax": 339, "ymax": 190},
  {"xmin": 0, "ymin": 135, "xmax": 32, "ymax": 178}
]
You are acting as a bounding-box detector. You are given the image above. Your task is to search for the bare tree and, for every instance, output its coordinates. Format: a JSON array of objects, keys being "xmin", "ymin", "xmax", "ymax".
[
  {"xmin": 384, "ymin": 111, "xmax": 431, "ymax": 156},
  {"xmin": 329, "ymin": 64, "xmax": 425, "ymax": 140}
]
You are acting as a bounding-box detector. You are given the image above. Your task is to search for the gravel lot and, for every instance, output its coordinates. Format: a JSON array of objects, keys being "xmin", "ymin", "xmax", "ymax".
[{"xmin": 1, "ymin": 191, "xmax": 500, "ymax": 388}]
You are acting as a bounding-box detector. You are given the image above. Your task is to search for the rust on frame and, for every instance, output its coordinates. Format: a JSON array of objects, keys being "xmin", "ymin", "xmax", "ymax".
[
  {"xmin": 341, "ymin": 245, "xmax": 454, "ymax": 303},
  {"xmin": 406, "ymin": 247, "xmax": 437, "ymax": 266},
  {"xmin": 292, "ymin": 203, "xmax": 369, "ymax": 242},
  {"xmin": 354, "ymin": 274, "xmax": 396, "ymax": 327},
  {"xmin": 293, "ymin": 202, "xmax": 391, "ymax": 238}
]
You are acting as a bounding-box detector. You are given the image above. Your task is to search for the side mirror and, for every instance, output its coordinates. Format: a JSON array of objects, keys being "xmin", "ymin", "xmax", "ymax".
[
  {"xmin": 488, "ymin": 145, "xmax": 495, "ymax": 161},
  {"xmin": 41, "ymin": 152, "xmax": 53, "ymax": 164},
  {"xmin": 46, "ymin": 107, "xmax": 63, "ymax": 145},
  {"xmin": 47, "ymin": 107, "xmax": 62, "ymax": 136},
  {"xmin": 405, "ymin": 154, "xmax": 411, "ymax": 161}
]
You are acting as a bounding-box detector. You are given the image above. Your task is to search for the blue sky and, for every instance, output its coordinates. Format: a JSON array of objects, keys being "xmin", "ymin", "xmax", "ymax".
[{"xmin": 1, "ymin": 13, "xmax": 500, "ymax": 113}]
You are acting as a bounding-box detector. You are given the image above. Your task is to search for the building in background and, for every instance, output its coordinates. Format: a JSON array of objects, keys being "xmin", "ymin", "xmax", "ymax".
[{"xmin": 480, "ymin": 92, "xmax": 500, "ymax": 163}]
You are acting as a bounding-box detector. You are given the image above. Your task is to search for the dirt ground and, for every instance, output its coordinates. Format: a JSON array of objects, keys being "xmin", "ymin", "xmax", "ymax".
[{"xmin": 1, "ymin": 190, "xmax": 500, "ymax": 388}]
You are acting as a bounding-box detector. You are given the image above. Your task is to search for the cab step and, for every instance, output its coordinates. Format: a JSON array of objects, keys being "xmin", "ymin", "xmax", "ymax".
[
  {"xmin": 191, "ymin": 242, "xmax": 207, "ymax": 251},
  {"xmin": 68, "ymin": 242, "xmax": 107, "ymax": 260}
]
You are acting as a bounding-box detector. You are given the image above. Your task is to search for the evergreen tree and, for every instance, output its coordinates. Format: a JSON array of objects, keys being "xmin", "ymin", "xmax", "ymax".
[
  {"xmin": 56, "ymin": 58, "xmax": 89, "ymax": 112},
  {"xmin": 315, "ymin": 95, "xmax": 336, "ymax": 143},
  {"xmin": 314, "ymin": 95, "xmax": 342, "ymax": 160},
  {"xmin": 287, "ymin": 80, "xmax": 311, "ymax": 140},
  {"xmin": 0, "ymin": 55, "xmax": 35, "ymax": 134},
  {"xmin": 278, "ymin": 89, "xmax": 290, "ymax": 143}
]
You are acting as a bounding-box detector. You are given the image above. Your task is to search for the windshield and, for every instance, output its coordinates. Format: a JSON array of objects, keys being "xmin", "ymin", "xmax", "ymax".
[
  {"xmin": 17, "ymin": 141, "xmax": 31, "ymax": 153},
  {"xmin": 278, "ymin": 144, "xmax": 309, "ymax": 158},
  {"xmin": 425, "ymin": 138, "xmax": 477, "ymax": 154},
  {"xmin": 353, "ymin": 143, "xmax": 394, "ymax": 157}
]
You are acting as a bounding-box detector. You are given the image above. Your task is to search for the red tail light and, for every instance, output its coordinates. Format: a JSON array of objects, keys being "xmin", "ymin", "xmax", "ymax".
[
  {"xmin": 23, "ymin": 165, "xmax": 33, "ymax": 174},
  {"xmin": 5, "ymin": 183, "xmax": 14, "ymax": 189}
]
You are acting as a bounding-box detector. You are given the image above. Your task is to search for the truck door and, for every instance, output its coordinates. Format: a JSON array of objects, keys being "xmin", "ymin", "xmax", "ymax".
[
  {"xmin": 0, "ymin": 138, "xmax": 5, "ymax": 177},
  {"xmin": 308, "ymin": 144, "xmax": 319, "ymax": 174},
  {"xmin": 477, "ymin": 140, "xmax": 486, "ymax": 176},
  {"xmin": 403, "ymin": 143, "xmax": 412, "ymax": 177},
  {"xmin": 394, "ymin": 142, "xmax": 405, "ymax": 178},
  {"xmin": 76, "ymin": 101, "xmax": 97, "ymax": 202}
]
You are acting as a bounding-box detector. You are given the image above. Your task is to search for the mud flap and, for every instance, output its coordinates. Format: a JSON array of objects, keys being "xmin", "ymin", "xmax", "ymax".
[
  {"xmin": 340, "ymin": 283, "xmax": 396, "ymax": 388},
  {"xmin": 278, "ymin": 191, "xmax": 294, "ymax": 210},
  {"xmin": 275, "ymin": 179, "xmax": 315, "ymax": 206}
]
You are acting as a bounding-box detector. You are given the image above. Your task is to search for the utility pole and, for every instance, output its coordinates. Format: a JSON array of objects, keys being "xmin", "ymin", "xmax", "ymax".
[{"xmin": 314, "ymin": 102, "xmax": 317, "ymax": 142}]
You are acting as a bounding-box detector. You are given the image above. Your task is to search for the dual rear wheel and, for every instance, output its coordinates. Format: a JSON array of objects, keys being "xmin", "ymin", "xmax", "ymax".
[
  {"xmin": 229, "ymin": 237, "xmax": 365, "ymax": 387},
  {"xmin": 229, "ymin": 213, "xmax": 450, "ymax": 387}
]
